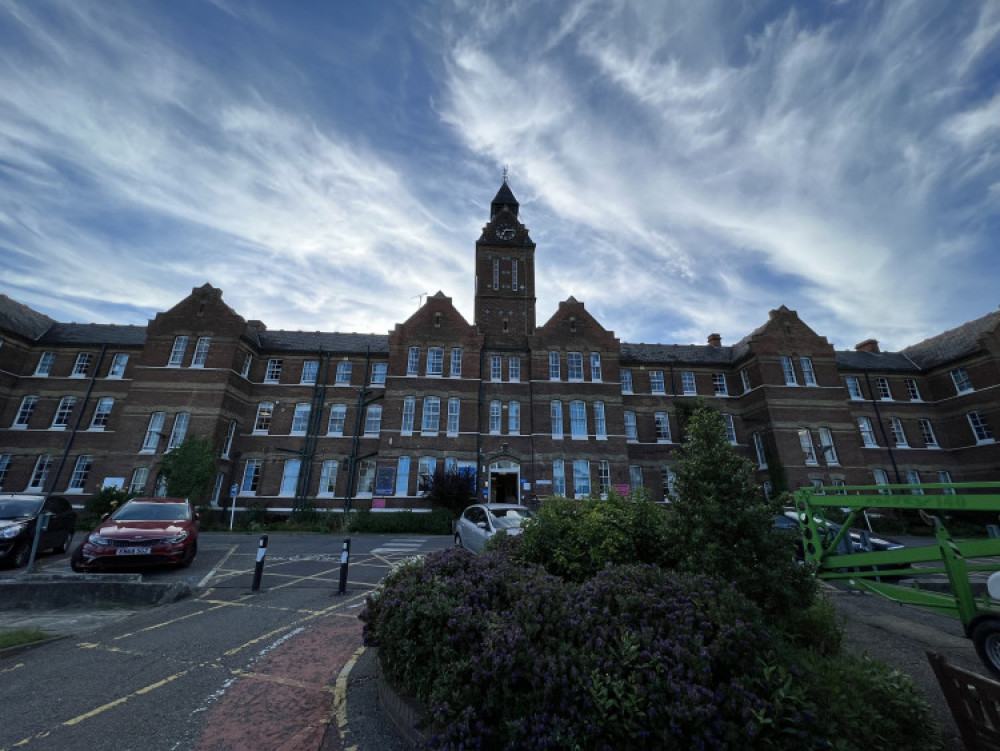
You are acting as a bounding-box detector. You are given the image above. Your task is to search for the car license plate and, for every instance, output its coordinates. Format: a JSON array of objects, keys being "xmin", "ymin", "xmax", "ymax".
[{"xmin": 116, "ymin": 547, "xmax": 151, "ymax": 555}]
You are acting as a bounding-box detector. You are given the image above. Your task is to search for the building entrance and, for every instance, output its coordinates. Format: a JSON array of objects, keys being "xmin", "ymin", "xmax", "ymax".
[{"xmin": 488, "ymin": 459, "xmax": 520, "ymax": 504}]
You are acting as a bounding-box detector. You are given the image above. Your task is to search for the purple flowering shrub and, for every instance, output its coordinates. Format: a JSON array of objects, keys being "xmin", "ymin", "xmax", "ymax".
[{"xmin": 361, "ymin": 549, "xmax": 826, "ymax": 749}]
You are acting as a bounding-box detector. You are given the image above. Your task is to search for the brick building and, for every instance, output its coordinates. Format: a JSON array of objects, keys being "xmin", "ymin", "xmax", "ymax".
[{"xmin": 1, "ymin": 180, "xmax": 998, "ymax": 511}]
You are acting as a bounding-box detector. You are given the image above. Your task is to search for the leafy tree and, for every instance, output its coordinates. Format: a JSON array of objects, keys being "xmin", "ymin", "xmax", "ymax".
[
  {"xmin": 663, "ymin": 400, "xmax": 815, "ymax": 620},
  {"xmin": 423, "ymin": 466, "xmax": 476, "ymax": 518},
  {"xmin": 157, "ymin": 436, "xmax": 217, "ymax": 504}
]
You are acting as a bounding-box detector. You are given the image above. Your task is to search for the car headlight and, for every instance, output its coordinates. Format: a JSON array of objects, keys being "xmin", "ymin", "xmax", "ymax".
[
  {"xmin": 1, "ymin": 524, "xmax": 26, "ymax": 539},
  {"xmin": 88, "ymin": 533, "xmax": 113, "ymax": 545},
  {"xmin": 165, "ymin": 532, "xmax": 189, "ymax": 543}
]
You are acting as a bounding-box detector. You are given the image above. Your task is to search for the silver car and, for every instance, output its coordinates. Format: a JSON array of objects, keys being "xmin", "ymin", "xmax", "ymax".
[{"xmin": 454, "ymin": 503, "xmax": 534, "ymax": 553}]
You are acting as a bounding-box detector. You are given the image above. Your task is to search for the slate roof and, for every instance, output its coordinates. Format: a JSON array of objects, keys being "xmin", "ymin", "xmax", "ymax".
[
  {"xmin": 620, "ymin": 342, "xmax": 737, "ymax": 366},
  {"xmin": 901, "ymin": 310, "xmax": 1000, "ymax": 369},
  {"xmin": 256, "ymin": 330, "xmax": 389, "ymax": 354},
  {"xmin": 36, "ymin": 322, "xmax": 148, "ymax": 347},
  {"xmin": 0, "ymin": 294, "xmax": 55, "ymax": 341},
  {"xmin": 834, "ymin": 350, "xmax": 919, "ymax": 373}
]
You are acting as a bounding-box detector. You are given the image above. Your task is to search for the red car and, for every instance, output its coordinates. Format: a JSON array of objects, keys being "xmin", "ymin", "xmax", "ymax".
[{"xmin": 71, "ymin": 497, "xmax": 199, "ymax": 571}]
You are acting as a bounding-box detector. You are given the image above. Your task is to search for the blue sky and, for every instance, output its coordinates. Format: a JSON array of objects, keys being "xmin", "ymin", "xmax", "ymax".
[{"xmin": 1, "ymin": 1, "xmax": 998, "ymax": 352}]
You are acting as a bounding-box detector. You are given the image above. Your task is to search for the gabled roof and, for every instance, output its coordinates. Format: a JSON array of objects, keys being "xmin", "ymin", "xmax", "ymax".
[
  {"xmin": 620, "ymin": 342, "xmax": 736, "ymax": 366},
  {"xmin": 256, "ymin": 330, "xmax": 389, "ymax": 354},
  {"xmin": 0, "ymin": 294, "xmax": 55, "ymax": 341},
  {"xmin": 901, "ymin": 310, "xmax": 1000, "ymax": 369}
]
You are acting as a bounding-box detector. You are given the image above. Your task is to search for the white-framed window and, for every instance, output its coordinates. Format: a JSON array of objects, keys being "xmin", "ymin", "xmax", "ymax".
[
  {"xmin": 567, "ymin": 352, "xmax": 584, "ymax": 381},
  {"xmin": 241, "ymin": 459, "xmax": 261, "ymax": 494},
  {"xmin": 212, "ymin": 473, "xmax": 225, "ymax": 505},
  {"xmin": 129, "ymin": 467, "xmax": 149, "ymax": 495},
  {"xmin": 13, "ymin": 395, "xmax": 39, "ymax": 428},
  {"xmin": 573, "ymin": 460, "xmax": 591, "ymax": 498},
  {"xmin": 780, "ymin": 356, "xmax": 797, "ymax": 385},
  {"xmin": 492, "ymin": 258, "xmax": 500, "ymax": 290},
  {"xmin": 889, "ymin": 417, "xmax": 908, "ymax": 447},
  {"xmin": 621, "ymin": 370, "xmax": 633, "ymax": 393},
  {"xmin": 818, "ymin": 427, "xmax": 839, "ymax": 465},
  {"xmin": 51, "ymin": 396, "xmax": 77, "ymax": 429},
  {"xmin": 319, "ymin": 460, "xmax": 339, "ymax": 497},
  {"xmin": 489, "ymin": 401, "xmax": 502, "ymax": 434},
  {"xmin": 291, "ymin": 404, "xmax": 311, "ymax": 434},
  {"xmin": 108, "ymin": 353, "xmax": 129, "ymax": 378},
  {"xmin": 968, "ymin": 412, "xmax": 995, "ymax": 444},
  {"xmin": 654, "ymin": 412, "xmax": 671, "ymax": 443},
  {"xmin": 722, "ymin": 414, "xmax": 737, "ymax": 444},
  {"xmin": 550, "ymin": 401, "xmax": 563, "ymax": 439},
  {"xmin": 662, "ymin": 466, "xmax": 677, "ymax": 499},
  {"xmin": 918, "ymin": 419, "xmax": 938, "ymax": 448},
  {"xmin": 450, "ymin": 349, "xmax": 462, "ymax": 377},
  {"xmin": 370, "ymin": 362, "xmax": 387, "ymax": 385},
  {"xmin": 798, "ymin": 428, "xmax": 818, "ymax": 465},
  {"xmin": 511, "ymin": 258, "xmax": 518, "ymax": 288},
  {"xmin": 394, "ymin": 457, "xmax": 409, "ymax": 496},
  {"xmin": 938, "ymin": 471, "xmax": 956, "ymax": 494},
  {"xmin": 72, "ymin": 352, "xmax": 93, "ymax": 377},
  {"xmin": 830, "ymin": 478, "xmax": 847, "ymax": 495},
  {"xmin": 590, "ymin": 353, "xmax": 602, "ymax": 382},
  {"xmin": 491, "ymin": 355, "xmax": 502, "ymax": 381},
  {"xmin": 28, "ymin": 455, "xmax": 53, "ymax": 491},
  {"xmin": 191, "ymin": 337, "xmax": 211, "ymax": 367},
  {"xmin": 858, "ymin": 417, "xmax": 878, "ymax": 447},
  {"xmin": 167, "ymin": 412, "xmax": 190, "ymax": 450},
  {"xmin": 508, "ymin": 401, "xmax": 520, "ymax": 435},
  {"xmin": 740, "ymin": 369, "xmax": 751, "ymax": 393},
  {"xmin": 549, "ymin": 351, "xmax": 560, "ymax": 380},
  {"xmin": 89, "ymin": 398, "xmax": 114, "ymax": 430},
  {"xmin": 552, "ymin": 459, "xmax": 566, "ymax": 497},
  {"xmin": 265, "ymin": 359, "xmax": 283, "ymax": 383},
  {"xmin": 168, "ymin": 337, "xmax": 188, "ymax": 368},
  {"xmin": 681, "ymin": 372, "xmax": 696, "ymax": 395},
  {"xmin": 68, "ymin": 455, "xmax": 92, "ymax": 492},
  {"xmin": 905, "ymin": 378, "xmax": 921, "ymax": 401},
  {"xmin": 142, "ymin": 412, "xmax": 166, "ymax": 452},
  {"xmin": 508, "ymin": 357, "xmax": 520, "ymax": 382},
  {"xmin": 445, "ymin": 399, "xmax": 460, "ymax": 436},
  {"xmin": 356, "ymin": 459, "xmax": 376, "ymax": 496},
  {"xmin": 35, "ymin": 352, "xmax": 55, "ymax": 376},
  {"xmin": 364, "ymin": 405, "xmax": 382, "ymax": 436},
  {"xmin": 952, "ymin": 368, "xmax": 973, "ymax": 394},
  {"xmin": 906, "ymin": 469, "xmax": 923, "ymax": 495},
  {"xmin": 421, "ymin": 396, "xmax": 440, "ymax": 434},
  {"xmin": 301, "ymin": 360, "xmax": 319, "ymax": 384},
  {"xmin": 875, "ymin": 377, "xmax": 892, "ymax": 400},
  {"xmin": 328, "ymin": 404, "xmax": 347, "ymax": 436},
  {"xmin": 810, "ymin": 478, "xmax": 826, "ymax": 494},
  {"xmin": 598, "ymin": 460, "xmax": 611, "ymax": 493},
  {"xmin": 594, "ymin": 402, "xmax": 607, "ymax": 440},
  {"xmin": 222, "ymin": 420, "xmax": 237, "ymax": 458},
  {"xmin": 240, "ymin": 353, "xmax": 253, "ymax": 379},
  {"xmin": 407, "ymin": 347, "xmax": 420, "ymax": 376},
  {"xmin": 426, "ymin": 347, "xmax": 444, "ymax": 376},
  {"xmin": 753, "ymin": 432, "xmax": 767, "ymax": 469},
  {"xmin": 624, "ymin": 411, "xmax": 637, "ymax": 442},
  {"xmin": 401, "ymin": 397, "xmax": 415, "ymax": 435},
  {"xmin": 279, "ymin": 459, "xmax": 301, "ymax": 496},
  {"xmin": 629, "ymin": 465, "xmax": 643, "ymax": 491},
  {"xmin": 800, "ymin": 357, "xmax": 817, "ymax": 386},
  {"xmin": 570, "ymin": 400, "xmax": 587, "ymax": 439},
  {"xmin": 336, "ymin": 361, "xmax": 352, "ymax": 385},
  {"xmin": 254, "ymin": 402, "xmax": 274, "ymax": 434},
  {"xmin": 418, "ymin": 457, "xmax": 436, "ymax": 491},
  {"xmin": 846, "ymin": 376, "xmax": 864, "ymax": 400},
  {"xmin": 873, "ymin": 468, "xmax": 891, "ymax": 495},
  {"xmin": 649, "ymin": 370, "xmax": 665, "ymax": 394},
  {"xmin": 712, "ymin": 373, "xmax": 727, "ymax": 396}
]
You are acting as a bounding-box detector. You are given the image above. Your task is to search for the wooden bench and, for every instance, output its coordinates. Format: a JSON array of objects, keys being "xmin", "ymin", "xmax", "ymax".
[{"xmin": 927, "ymin": 651, "xmax": 1000, "ymax": 750}]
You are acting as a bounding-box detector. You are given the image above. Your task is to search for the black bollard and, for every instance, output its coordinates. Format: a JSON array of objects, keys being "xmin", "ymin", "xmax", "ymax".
[
  {"xmin": 251, "ymin": 534, "xmax": 268, "ymax": 591},
  {"xmin": 337, "ymin": 537, "xmax": 350, "ymax": 595}
]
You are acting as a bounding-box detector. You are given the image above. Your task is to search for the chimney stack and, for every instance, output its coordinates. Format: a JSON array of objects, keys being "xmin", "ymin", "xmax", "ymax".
[
  {"xmin": 855, "ymin": 339, "xmax": 880, "ymax": 353},
  {"xmin": 707, "ymin": 333, "xmax": 722, "ymax": 347}
]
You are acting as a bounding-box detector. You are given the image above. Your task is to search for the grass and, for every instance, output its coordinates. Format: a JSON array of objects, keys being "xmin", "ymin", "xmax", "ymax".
[{"xmin": 0, "ymin": 628, "xmax": 50, "ymax": 650}]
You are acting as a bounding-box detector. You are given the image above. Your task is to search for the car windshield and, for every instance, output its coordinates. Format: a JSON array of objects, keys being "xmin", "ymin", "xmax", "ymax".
[
  {"xmin": 0, "ymin": 499, "xmax": 43, "ymax": 519},
  {"xmin": 112, "ymin": 503, "xmax": 191, "ymax": 522},
  {"xmin": 490, "ymin": 508, "xmax": 533, "ymax": 529}
]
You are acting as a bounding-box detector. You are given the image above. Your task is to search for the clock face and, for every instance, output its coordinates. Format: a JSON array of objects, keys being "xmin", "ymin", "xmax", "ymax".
[{"xmin": 495, "ymin": 224, "xmax": 515, "ymax": 240}]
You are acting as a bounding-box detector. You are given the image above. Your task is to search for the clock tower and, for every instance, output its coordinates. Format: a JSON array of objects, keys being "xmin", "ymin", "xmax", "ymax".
[{"xmin": 474, "ymin": 178, "xmax": 537, "ymax": 347}]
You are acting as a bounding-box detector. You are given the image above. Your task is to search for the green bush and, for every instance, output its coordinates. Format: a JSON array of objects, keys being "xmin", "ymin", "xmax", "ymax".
[
  {"xmin": 514, "ymin": 489, "xmax": 672, "ymax": 581},
  {"xmin": 346, "ymin": 508, "xmax": 452, "ymax": 535},
  {"xmin": 79, "ymin": 487, "xmax": 133, "ymax": 529}
]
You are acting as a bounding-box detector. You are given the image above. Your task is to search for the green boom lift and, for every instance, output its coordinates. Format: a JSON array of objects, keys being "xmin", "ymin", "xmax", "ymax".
[{"xmin": 792, "ymin": 482, "xmax": 1000, "ymax": 676}]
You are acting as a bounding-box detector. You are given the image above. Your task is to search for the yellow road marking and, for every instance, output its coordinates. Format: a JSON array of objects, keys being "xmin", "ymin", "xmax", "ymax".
[{"xmin": 62, "ymin": 668, "xmax": 192, "ymax": 726}]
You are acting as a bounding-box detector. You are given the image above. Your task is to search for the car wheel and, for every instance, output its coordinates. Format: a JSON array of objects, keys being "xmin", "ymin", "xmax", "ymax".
[
  {"xmin": 973, "ymin": 619, "xmax": 1000, "ymax": 678},
  {"xmin": 54, "ymin": 531, "xmax": 74, "ymax": 554},
  {"xmin": 12, "ymin": 543, "xmax": 30, "ymax": 568},
  {"xmin": 70, "ymin": 544, "xmax": 87, "ymax": 573},
  {"xmin": 178, "ymin": 541, "xmax": 197, "ymax": 568}
]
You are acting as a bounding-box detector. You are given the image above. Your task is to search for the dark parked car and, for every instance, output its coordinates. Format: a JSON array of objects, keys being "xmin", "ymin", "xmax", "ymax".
[
  {"xmin": 454, "ymin": 503, "xmax": 534, "ymax": 553},
  {"xmin": 72, "ymin": 497, "xmax": 199, "ymax": 571},
  {"xmin": 0, "ymin": 494, "xmax": 77, "ymax": 568},
  {"xmin": 775, "ymin": 510, "xmax": 908, "ymax": 573}
]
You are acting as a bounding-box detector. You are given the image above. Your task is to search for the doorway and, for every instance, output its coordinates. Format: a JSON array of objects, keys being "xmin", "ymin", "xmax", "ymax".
[{"xmin": 488, "ymin": 459, "xmax": 520, "ymax": 504}]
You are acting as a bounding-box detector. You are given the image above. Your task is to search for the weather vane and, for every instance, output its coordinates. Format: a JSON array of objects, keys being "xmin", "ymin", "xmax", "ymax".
[{"xmin": 502, "ymin": 164, "xmax": 509, "ymax": 183}]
